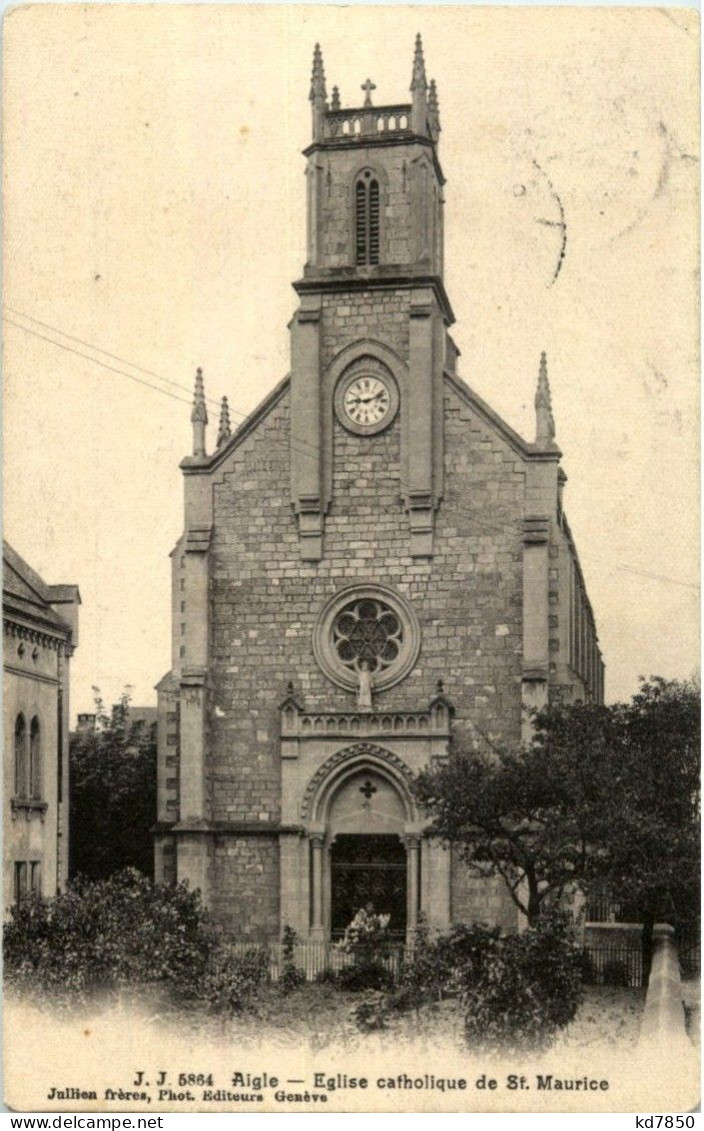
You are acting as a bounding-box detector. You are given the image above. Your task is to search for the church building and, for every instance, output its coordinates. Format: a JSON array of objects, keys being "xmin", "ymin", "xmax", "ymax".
[
  {"xmin": 4, "ymin": 542, "xmax": 80, "ymax": 908},
  {"xmin": 154, "ymin": 38, "xmax": 604, "ymax": 941}
]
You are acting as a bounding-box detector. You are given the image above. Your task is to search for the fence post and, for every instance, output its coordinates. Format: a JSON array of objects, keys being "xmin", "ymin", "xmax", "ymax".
[{"xmin": 639, "ymin": 923, "xmax": 689, "ymax": 1047}]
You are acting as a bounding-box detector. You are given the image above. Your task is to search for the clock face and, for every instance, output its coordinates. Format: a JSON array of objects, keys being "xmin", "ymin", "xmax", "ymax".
[
  {"xmin": 334, "ymin": 366, "xmax": 400, "ymax": 435},
  {"xmin": 343, "ymin": 376, "xmax": 391, "ymax": 427}
]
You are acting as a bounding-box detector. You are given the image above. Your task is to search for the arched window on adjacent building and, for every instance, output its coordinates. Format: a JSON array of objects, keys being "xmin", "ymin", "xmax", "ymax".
[
  {"xmin": 29, "ymin": 716, "xmax": 41, "ymax": 799},
  {"xmin": 355, "ymin": 172, "xmax": 380, "ymax": 266},
  {"xmin": 14, "ymin": 714, "xmax": 27, "ymax": 797}
]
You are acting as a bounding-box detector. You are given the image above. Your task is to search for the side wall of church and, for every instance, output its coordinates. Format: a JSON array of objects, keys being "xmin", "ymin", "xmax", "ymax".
[
  {"xmin": 449, "ymin": 846, "xmax": 520, "ymax": 931},
  {"xmin": 212, "ymin": 836, "xmax": 280, "ymax": 938},
  {"xmin": 206, "ymin": 361, "xmax": 527, "ymax": 931}
]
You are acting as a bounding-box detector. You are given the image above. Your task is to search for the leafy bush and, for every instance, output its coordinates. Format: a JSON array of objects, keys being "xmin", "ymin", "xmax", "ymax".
[
  {"xmin": 398, "ymin": 915, "xmax": 444, "ymax": 1002},
  {"xmin": 336, "ymin": 961, "xmax": 392, "ymax": 992},
  {"xmin": 579, "ymin": 949, "xmax": 598, "ymax": 984},
  {"xmin": 335, "ymin": 905, "xmax": 394, "ymax": 991},
  {"xmin": 4, "ymin": 868, "xmax": 268, "ymax": 1015},
  {"xmin": 398, "ymin": 916, "xmax": 491, "ymax": 1002},
  {"xmin": 339, "ymin": 905, "xmax": 391, "ymax": 965},
  {"xmin": 351, "ymin": 991, "xmax": 389, "ymax": 1031},
  {"xmin": 382, "ymin": 985, "xmax": 418, "ymax": 1014},
  {"xmin": 313, "ymin": 967, "xmax": 339, "ymax": 986},
  {"xmin": 601, "ymin": 959, "xmax": 630, "ymax": 987},
  {"xmin": 279, "ymin": 925, "xmax": 306, "ymax": 994},
  {"xmin": 458, "ymin": 911, "xmax": 583, "ymax": 1053},
  {"xmin": 4, "ymin": 869, "xmax": 210, "ymax": 1004},
  {"xmin": 199, "ymin": 945, "xmax": 270, "ymax": 1013}
]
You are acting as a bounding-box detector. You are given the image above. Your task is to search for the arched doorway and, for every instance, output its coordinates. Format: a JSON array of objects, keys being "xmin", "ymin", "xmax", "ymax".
[
  {"xmin": 324, "ymin": 765, "xmax": 409, "ymax": 938},
  {"xmin": 281, "ymin": 742, "xmax": 451, "ymax": 941},
  {"xmin": 302, "ymin": 745, "xmax": 423, "ymax": 940},
  {"xmin": 330, "ymin": 833, "xmax": 407, "ymax": 939}
]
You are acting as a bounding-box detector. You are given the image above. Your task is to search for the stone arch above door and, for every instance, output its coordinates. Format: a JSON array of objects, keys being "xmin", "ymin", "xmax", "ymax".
[
  {"xmin": 301, "ymin": 742, "xmax": 418, "ymax": 827},
  {"xmin": 328, "ymin": 768, "xmax": 406, "ymax": 837}
]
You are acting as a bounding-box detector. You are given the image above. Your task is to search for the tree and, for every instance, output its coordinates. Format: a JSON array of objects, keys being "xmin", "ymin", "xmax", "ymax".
[
  {"xmin": 589, "ymin": 677, "xmax": 700, "ymax": 927},
  {"xmin": 69, "ymin": 690, "xmax": 157, "ymax": 880},
  {"xmin": 414, "ymin": 678, "xmax": 700, "ymax": 927}
]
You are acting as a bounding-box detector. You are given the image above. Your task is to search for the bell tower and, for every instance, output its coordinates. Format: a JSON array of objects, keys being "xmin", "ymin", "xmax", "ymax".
[{"xmin": 290, "ymin": 36, "xmax": 455, "ymax": 561}]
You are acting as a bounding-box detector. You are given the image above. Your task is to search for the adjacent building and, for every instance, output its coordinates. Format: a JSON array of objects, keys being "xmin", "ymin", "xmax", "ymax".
[
  {"xmin": 154, "ymin": 39, "xmax": 603, "ymax": 940},
  {"xmin": 4, "ymin": 541, "xmax": 80, "ymax": 906}
]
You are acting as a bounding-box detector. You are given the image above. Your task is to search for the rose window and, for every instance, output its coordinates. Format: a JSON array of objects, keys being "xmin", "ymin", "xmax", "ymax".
[
  {"xmin": 332, "ymin": 598, "xmax": 403, "ymax": 675},
  {"xmin": 313, "ymin": 584, "xmax": 421, "ymax": 692}
]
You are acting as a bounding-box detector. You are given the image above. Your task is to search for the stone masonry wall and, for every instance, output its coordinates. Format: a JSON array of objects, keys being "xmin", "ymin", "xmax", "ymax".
[
  {"xmin": 212, "ymin": 836, "xmax": 279, "ymax": 939},
  {"xmin": 207, "ymin": 363, "xmax": 527, "ymax": 931},
  {"xmin": 315, "ymin": 144, "xmax": 438, "ymax": 270},
  {"xmin": 321, "ymin": 290, "xmax": 409, "ymax": 369},
  {"xmin": 450, "ymin": 845, "xmax": 520, "ymax": 930}
]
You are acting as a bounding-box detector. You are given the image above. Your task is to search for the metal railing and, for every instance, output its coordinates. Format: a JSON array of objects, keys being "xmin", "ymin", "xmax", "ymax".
[
  {"xmin": 225, "ymin": 931, "xmax": 702, "ymax": 990},
  {"xmin": 228, "ymin": 939, "xmax": 408, "ymax": 983},
  {"xmin": 581, "ymin": 939, "xmax": 644, "ymax": 987}
]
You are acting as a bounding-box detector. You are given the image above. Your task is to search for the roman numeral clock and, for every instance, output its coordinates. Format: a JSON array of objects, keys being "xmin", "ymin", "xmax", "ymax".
[{"xmin": 334, "ymin": 369, "xmax": 400, "ymax": 435}]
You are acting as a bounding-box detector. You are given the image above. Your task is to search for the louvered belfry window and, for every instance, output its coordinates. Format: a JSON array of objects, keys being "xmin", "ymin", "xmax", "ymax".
[{"xmin": 355, "ymin": 172, "xmax": 380, "ymax": 266}]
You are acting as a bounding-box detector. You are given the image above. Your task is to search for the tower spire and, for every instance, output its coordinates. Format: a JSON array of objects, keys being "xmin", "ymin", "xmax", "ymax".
[
  {"xmin": 216, "ymin": 395, "xmax": 231, "ymax": 448},
  {"xmin": 428, "ymin": 79, "xmax": 441, "ymax": 140},
  {"xmin": 534, "ymin": 351, "xmax": 556, "ymax": 446},
  {"xmin": 410, "ymin": 32, "xmax": 428, "ymax": 92},
  {"xmin": 410, "ymin": 33, "xmax": 429, "ymax": 136},
  {"xmin": 191, "ymin": 367, "xmax": 208, "ymax": 457},
  {"xmin": 310, "ymin": 43, "xmax": 327, "ymax": 141}
]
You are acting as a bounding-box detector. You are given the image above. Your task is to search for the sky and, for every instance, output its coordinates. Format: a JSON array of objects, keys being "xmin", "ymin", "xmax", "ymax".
[{"xmin": 3, "ymin": 4, "xmax": 699, "ymax": 716}]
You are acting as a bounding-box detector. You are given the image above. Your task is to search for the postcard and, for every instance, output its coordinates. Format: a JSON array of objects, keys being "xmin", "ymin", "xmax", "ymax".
[{"xmin": 3, "ymin": 4, "xmax": 699, "ymax": 1114}]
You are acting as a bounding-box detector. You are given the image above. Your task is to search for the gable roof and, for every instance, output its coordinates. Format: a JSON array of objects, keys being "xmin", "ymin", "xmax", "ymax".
[
  {"xmin": 181, "ymin": 374, "xmax": 290, "ymax": 475},
  {"xmin": 445, "ymin": 371, "xmax": 561, "ymax": 461},
  {"xmin": 3, "ymin": 541, "xmax": 80, "ymax": 636}
]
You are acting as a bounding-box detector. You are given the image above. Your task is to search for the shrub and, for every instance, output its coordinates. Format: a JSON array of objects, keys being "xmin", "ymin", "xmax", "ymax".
[
  {"xmin": 351, "ymin": 991, "xmax": 389, "ymax": 1032},
  {"xmin": 579, "ymin": 949, "xmax": 598, "ymax": 984},
  {"xmin": 313, "ymin": 967, "xmax": 339, "ymax": 986},
  {"xmin": 279, "ymin": 925, "xmax": 306, "ymax": 994},
  {"xmin": 336, "ymin": 961, "xmax": 392, "ymax": 992},
  {"xmin": 383, "ymin": 985, "xmax": 418, "ymax": 1013},
  {"xmin": 3, "ymin": 869, "xmax": 268, "ymax": 1015},
  {"xmin": 459, "ymin": 911, "xmax": 583, "ymax": 1053},
  {"xmin": 335, "ymin": 905, "xmax": 395, "ymax": 991},
  {"xmin": 4, "ymin": 869, "xmax": 211, "ymax": 1004},
  {"xmin": 397, "ymin": 919, "xmax": 501, "ymax": 1005},
  {"xmin": 601, "ymin": 959, "xmax": 630, "ymax": 987},
  {"xmin": 398, "ymin": 915, "xmax": 445, "ymax": 1002},
  {"xmin": 339, "ymin": 905, "xmax": 391, "ymax": 965},
  {"xmin": 199, "ymin": 945, "xmax": 270, "ymax": 1014}
]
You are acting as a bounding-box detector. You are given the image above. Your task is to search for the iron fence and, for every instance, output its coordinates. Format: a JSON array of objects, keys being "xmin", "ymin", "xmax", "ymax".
[
  {"xmin": 581, "ymin": 938, "xmax": 644, "ymax": 987},
  {"xmin": 225, "ymin": 931, "xmax": 698, "ymax": 991},
  {"xmin": 230, "ymin": 936, "xmax": 648, "ymax": 987},
  {"xmin": 228, "ymin": 939, "xmax": 408, "ymax": 983},
  {"xmin": 677, "ymin": 925, "xmax": 701, "ymax": 981}
]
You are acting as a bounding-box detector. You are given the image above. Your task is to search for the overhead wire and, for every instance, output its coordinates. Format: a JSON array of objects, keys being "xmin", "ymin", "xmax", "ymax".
[
  {"xmin": 3, "ymin": 312, "xmax": 323, "ymax": 465},
  {"xmin": 4, "ymin": 310, "xmax": 698, "ymax": 593}
]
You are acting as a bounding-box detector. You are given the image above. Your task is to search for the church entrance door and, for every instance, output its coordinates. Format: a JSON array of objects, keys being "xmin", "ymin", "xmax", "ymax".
[{"xmin": 330, "ymin": 833, "xmax": 407, "ymax": 939}]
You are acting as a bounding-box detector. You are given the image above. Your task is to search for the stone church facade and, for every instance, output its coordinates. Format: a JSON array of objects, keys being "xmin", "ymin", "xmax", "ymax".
[{"xmin": 154, "ymin": 39, "xmax": 604, "ymax": 941}]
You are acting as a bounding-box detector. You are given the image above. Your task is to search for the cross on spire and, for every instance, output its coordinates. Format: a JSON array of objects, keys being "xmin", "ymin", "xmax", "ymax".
[{"xmin": 361, "ymin": 78, "xmax": 376, "ymax": 107}]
